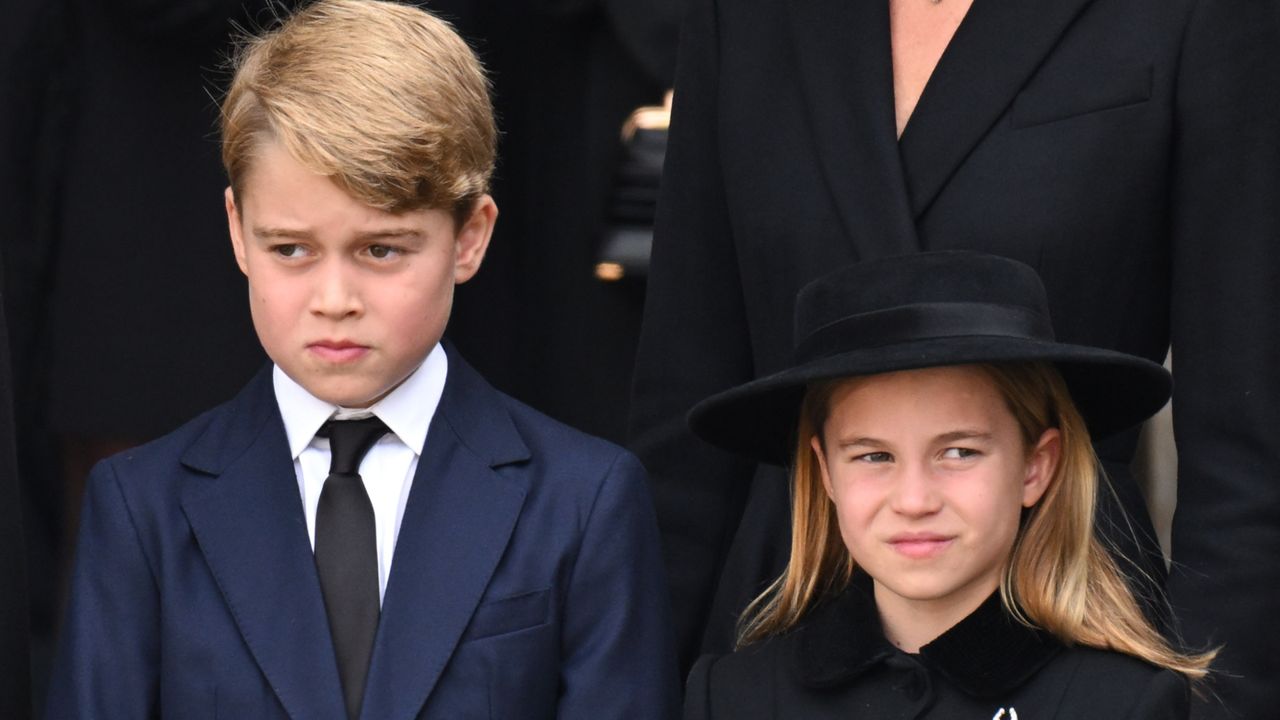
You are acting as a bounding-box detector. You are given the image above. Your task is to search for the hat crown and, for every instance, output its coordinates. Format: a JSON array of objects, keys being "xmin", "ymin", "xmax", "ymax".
[
  {"xmin": 690, "ymin": 250, "xmax": 1171, "ymax": 467},
  {"xmin": 793, "ymin": 251, "xmax": 1055, "ymax": 362}
]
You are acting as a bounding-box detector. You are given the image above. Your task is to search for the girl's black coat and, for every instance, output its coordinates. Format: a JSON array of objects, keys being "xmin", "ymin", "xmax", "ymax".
[{"xmin": 684, "ymin": 584, "xmax": 1188, "ymax": 720}]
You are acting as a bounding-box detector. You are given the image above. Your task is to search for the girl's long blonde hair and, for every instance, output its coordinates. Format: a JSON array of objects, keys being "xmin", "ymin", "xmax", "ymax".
[{"xmin": 737, "ymin": 361, "xmax": 1216, "ymax": 682}]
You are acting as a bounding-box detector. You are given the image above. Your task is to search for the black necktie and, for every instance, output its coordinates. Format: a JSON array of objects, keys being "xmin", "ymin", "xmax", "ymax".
[{"xmin": 315, "ymin": 416, "xmax": 389, "ymax": 720}]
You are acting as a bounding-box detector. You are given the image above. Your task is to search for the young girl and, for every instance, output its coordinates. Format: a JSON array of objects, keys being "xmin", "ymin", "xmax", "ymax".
[{"xmin": 684, "ymin": 251, "xmax": 1215, "ymax": 719}]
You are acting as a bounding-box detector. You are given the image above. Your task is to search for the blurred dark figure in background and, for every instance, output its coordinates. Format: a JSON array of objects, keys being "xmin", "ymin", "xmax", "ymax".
[
  {"xmin": 4, "ymin": 1, "xmax": 283, "ymax": 710},
  {"xmin": 44, "ymin": 0, "xmax": 281, "ymax": 582},
  {"xmin": 0, "ymin": 0, "xmax": 58, "ymax": 715},
  {"xmin": 445, "ymin": 0, "xmax": 680, "ymax": 444},
  {"xmin": 0, "ymin": 281, "xmax": 30, "ymax": 719},
  {"xmin": 0, "ymin": 286, "xmax": 30, "ymax": 720}
]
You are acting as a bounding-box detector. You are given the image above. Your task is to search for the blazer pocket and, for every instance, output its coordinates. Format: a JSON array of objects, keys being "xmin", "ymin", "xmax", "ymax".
[
  {"xmin": 1011, "ymin": 63, "xmax": 1152, "ymax": 129},
  {"xmin": 461, "ymin": 588, "xmax": 551, "ymax": 642}
]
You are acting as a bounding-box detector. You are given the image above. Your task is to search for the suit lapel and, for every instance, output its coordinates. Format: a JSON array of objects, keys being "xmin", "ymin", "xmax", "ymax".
[
  {"xmin": 360, "ymin": 351, "xmax": 530, "ymax": 720},
  {"xmin": 898, "ymin": 0, "xmax": 1098, "ymax": 217},
  {"xmin": 789, "ymin": 0, "xmax": 920, "ymax": 258},
  {"xmin": 179, "ymin": 368, "xmax": 347, "ymax": 720}
]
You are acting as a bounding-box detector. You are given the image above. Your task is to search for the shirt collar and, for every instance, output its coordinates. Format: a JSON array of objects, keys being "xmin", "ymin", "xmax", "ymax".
[
  {"xmin": 795, "ymin": 572, "xmax": 1062, "ymax": 698},
  {"xmin": 272, "ymin": 343, "xmax": 448, "ymax": 458}
]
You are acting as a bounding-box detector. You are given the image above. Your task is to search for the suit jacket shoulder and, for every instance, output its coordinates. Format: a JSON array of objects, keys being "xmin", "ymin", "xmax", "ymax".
[
  {"xmin": 82, "ymin": 366, "xmax": 277, "ymax": 553},
  {"xmin": 496, "ymin": 382, "xmax": 643, "ymax": 479},
  {"xmin": 435, "ymin": 346, "xmax": 652, "ymax": 522}
]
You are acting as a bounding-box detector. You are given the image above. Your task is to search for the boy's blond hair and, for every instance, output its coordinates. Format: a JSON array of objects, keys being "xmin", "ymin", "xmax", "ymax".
[{"xmin": 220, "ymin": 0, "xmax": 495, "ymax": 221}]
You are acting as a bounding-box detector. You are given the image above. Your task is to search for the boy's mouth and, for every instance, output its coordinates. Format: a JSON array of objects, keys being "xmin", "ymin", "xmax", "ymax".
[{"xmin": 308, "ymin": 340, "xmax": 370, "ymax": 364}]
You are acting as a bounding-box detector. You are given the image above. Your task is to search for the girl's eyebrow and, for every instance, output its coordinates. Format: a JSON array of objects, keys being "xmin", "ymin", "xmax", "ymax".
[
  {"xmin": 836, "ymin": 430, "xmax": 993, "ymax": 449},
  {"xmin": 935, "ymin": 430, "xmax": 994, "ymax": 444},
  {"xmin": 836, "ymin": 436, "xmax": 886, "ymax": 450}
]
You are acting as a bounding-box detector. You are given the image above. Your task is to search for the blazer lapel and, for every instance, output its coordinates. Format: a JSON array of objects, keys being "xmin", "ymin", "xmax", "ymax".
[
  {"xmin": 789, "ymin": 0, "xmax": 920, "ymax": 258},
  {"xmin": 898, "ymin": 0, "xmax": 1098, "ymax": 218},
  {"xmin": 360, "ymin": 352, "xmax": 530, "ymax": 720},
  {"xmin": 179, "ymin": 368, "xmax": 347, "ymax": 720}
]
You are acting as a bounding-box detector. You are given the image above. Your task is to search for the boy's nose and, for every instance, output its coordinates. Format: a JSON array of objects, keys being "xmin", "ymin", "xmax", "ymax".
[{"xmin": 310, "ymin": 261, "xmax": 363, "ymax": 318}]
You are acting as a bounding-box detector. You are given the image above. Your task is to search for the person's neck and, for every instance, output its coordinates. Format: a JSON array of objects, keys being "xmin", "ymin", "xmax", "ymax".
[{"xmin": 874, "ymin": 579, "xmax": 998, "ymax": 653}]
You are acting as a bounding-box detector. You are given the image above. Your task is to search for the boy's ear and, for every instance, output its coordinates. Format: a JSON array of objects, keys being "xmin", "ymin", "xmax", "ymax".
[
  {"xmin": 454, "ymin": 194, "xmax": 498, "ymax": 284},
  {"xmin": 1022, "ymin": 428, "xmax": 1061, "ymax": 508},
  {"xmin": 225, "ymin": 187, "xmax": 249, "ymax": 275}
]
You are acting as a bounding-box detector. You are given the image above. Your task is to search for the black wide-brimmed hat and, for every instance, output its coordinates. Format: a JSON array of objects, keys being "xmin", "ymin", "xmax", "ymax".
[{"xmin": 689, "ymin": 251, "xmax": 1171, "ymax": 466}]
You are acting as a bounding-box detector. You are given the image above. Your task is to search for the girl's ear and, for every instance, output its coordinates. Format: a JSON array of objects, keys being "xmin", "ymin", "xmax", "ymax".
[
  {"xmin": 1022, "ymin": 428, "xmax": 1061, "ymax": 508},
  {"xmin": 811, "ymin": 435, "xmax": 835, "ymax": 499}
]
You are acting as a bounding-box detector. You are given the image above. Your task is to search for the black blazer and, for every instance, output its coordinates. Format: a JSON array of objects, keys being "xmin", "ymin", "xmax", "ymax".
[
  {"xmin": 629, "ymin": 0, "xmax": 1280, "ymax": 714},
  {"xmin": 684, "ymin": 582, "xmax": 1188, "ymax": 720}
]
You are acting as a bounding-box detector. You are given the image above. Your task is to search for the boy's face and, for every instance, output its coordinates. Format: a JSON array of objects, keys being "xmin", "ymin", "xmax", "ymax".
[{"xmin": 226, "ymin": 141, "xmax": 496, "ymax": 408}]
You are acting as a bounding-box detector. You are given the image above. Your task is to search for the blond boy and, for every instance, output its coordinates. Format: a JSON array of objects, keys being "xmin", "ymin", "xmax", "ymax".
[{"xmin": 47, "ymin": 2, "xmax": 678, "ymax": 718}]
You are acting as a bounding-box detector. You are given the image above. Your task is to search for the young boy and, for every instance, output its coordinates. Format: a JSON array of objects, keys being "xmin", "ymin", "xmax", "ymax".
[{"xmin": 46, "ymin": 2, "xmax": 678, "ymax": 718}]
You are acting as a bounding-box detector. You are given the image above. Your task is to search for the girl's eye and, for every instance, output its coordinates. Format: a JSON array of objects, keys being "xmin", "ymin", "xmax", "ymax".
[
  {"xmin": 855, "ymin": 451, "xmax": 893, "ymax": 464},
  {"xmin": 941, "ymin": 447, "xmax": 980, "ymax": 460}
]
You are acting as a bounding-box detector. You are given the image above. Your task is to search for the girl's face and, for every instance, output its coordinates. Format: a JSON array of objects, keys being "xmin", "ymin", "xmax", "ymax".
[{"xmin": 813, "ymin": 365, "xmax": 1059, "ymax": 632}]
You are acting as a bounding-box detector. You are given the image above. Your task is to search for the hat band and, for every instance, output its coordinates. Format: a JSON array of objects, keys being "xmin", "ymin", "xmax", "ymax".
[{"xmin": 795, "ymin": 302, "xmax": 1055, "ymax": 363}]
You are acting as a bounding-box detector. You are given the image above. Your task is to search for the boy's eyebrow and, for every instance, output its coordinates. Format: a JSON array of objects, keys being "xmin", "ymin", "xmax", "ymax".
[
  {"xmin": 252, "ymin": 226, "xmax": 424, "ymax": 240},
  {"xmin": 254, "ymin": 225, "xmax": 313, "ymax": 239},
  {"xmin": 353, "ymin": 228, "xmax": 423, "ymax": 241}
]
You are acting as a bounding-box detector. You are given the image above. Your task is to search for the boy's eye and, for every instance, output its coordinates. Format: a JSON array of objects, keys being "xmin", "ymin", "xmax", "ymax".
[
  {"xmin": 855, "ymin": 451, "xmax": 893, "ymax": 464},
  {"xmin": 271, "ymin": 243, "xmax": 306, "ymax": 258},
  {"xmin": 367, "ymin": 244, "xmax": 401, "ymax": 259},
  {"xmin": 941, "ymin": 447, "xmax": 980, "ymax": 460}
]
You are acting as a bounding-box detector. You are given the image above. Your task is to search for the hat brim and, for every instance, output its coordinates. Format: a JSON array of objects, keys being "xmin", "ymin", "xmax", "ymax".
[{"xmin": 688, "ymin": 336, "xmax": 1171, "ymax": 467}]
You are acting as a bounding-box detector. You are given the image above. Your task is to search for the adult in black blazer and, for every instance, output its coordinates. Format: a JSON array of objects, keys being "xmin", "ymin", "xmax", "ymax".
[
  {"xmin": 684, "ymin": 578, "xmax": 1189, "ymax": 719},
  {"xmin": 628, "ymin": 0, "xmax": 1280, "ymax": 716},
  {"xmin": 442, "ymin": 0, "xmax": 679, "ymax": 444}
]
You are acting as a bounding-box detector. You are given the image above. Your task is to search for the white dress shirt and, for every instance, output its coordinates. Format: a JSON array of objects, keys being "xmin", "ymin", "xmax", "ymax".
[{"xmin": 273, "ymin": 343, "xmax": 448, "ymax": 604}]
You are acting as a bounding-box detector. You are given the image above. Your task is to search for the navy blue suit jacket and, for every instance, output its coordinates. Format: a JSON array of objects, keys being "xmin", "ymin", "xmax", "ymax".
[{"xmin": 47, "ymin": 350, "xmax": 680, "ymax": 719}]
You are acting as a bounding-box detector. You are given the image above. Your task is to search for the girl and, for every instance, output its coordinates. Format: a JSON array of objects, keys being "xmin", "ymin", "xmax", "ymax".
[{"xmin": 684, "ymin": 251, "xmax": 1214, "ymax": 719}]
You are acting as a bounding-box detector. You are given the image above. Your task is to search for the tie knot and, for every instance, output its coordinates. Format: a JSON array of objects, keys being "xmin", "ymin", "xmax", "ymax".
[{"xmin": 319, "ymin": 416, "xmax": 391, "ymax": 476}]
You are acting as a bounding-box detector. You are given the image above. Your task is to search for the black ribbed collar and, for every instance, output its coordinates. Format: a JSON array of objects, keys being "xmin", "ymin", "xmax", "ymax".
[{"xmin": 795, "ymin": 574, "xmax": 1062, "ymax": 697}]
